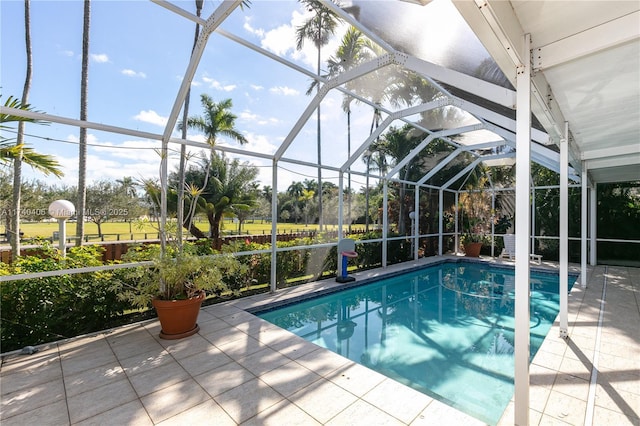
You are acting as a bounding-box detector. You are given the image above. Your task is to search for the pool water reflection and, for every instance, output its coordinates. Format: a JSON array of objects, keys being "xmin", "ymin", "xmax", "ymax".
[{"xmin": 257, "ymin": 262, "xmax": 575, "ymax": 425}]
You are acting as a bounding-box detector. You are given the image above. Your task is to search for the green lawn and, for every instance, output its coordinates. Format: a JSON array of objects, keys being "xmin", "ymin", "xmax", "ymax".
[{"xmin": 8, "ymin": 219, "xmax": 362, "ymax": 242}]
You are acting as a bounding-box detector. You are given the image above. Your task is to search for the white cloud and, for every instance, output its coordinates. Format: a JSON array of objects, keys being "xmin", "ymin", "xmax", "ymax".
[
  {"xmin": 61, "ymin": 49, "xmax": 74, "ymax": 57},
  {"xmin": 202, "ymin": 76, "xmax": 236, "ymax": 92},
  {"xmin": 133, "ymin": 110, "xmax": 168, "ymax": 127},
  {"xmin": 269, "ymin": 86, "xmax": 300, "ymax": 96},
  {"xmin": 250, "ymin": 84, "xmax": 264, "ymax": 91},
  {"xmin": 90, "ymin": 53, "xmax": 109, "ymax": 63},
  {"xmin": 121, "ymin": 69, "xmax": 147, "ymax": 78},
  {"xmin": 243, "ymin": 16, "xmax": 264, "ymax": 38},
  {"xmin": 258, "ymin": 8, "xmax": 347, "ymax": 69}
]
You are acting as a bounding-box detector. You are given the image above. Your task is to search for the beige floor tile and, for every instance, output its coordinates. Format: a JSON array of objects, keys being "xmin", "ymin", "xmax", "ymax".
[
  {"xmin": 67, "ymin": 379, "xmax": 138, "ymax": 424},
  {"xmin": 326, "ymin": 362, "xmax": 386, "ymax": 397},
  {"xmin": 140, "ymin": 378, "xmax": 210, "ymax": 424},
  {"xmin": 236, "ymin": 346, "xmax": 291, "ymax": 376},
  {"xmin": 532, "ymin": 349, "xmax": 564, "ymax": 371},
  {"xmin": 542, "ymin": 389, "xmax": 588, "ymax": 425},
  {"xmin": 259, "ymin": 360, "xmax": 323, "ymax": 397},
  {"xmin": 552, "ymin": 373, "xmax": 590, "ymax": 401},
  {"xmin": 156, "ymin": 399, "xmax": 235, "ymax": 426},
  {"xmin": 413, "ymin": 400, "xmax": 486, "ymax": 426},
  {"xmin": 0, "ymin": 399, "xmax": 69, "ymax": 426},
  {"xmin": 362, "ymin": 378, "xmax": 432, "ymax": 424},
  {"xmin": 1, "ymin": 378, "xmax": 66, "ymax": 420},
  {"xmin": 160, "ymin": 334, "xmax": 216, "ymax": 360},
  {"xmin": 591, "ymin": 405, "xmax": 639, "ymax": 426},
  {"xmin": 267, "ymin": 334, "xmax": 320, "ymax": 360},
  {"xmin": 177, "ymin": 344, "xmax": 234, "ymax": 377},
  {"xmin": 295, "ymin": 348, "xmax": 350, "ymax": 377},
  {"xmin": 108, "ymin": 331, "xmax": 161, "ymax": 360},
  {"xmin": 64, "ymin": 362, "xmax": 125, "ymax": 397},
  {"xmin": 557, "ymin": 356, "xmax": 592, "ymax": 381},
  {"xmin": 194, "ymin": 360, "xmax": 255, "ymax": 397},
  {"xmin": 213, "ymin": 377, "xmax": 284, "ymax": 424},
  {"xmin": 129, "ymin": 359, "xmax": 191, "ymax": 397},
  {"xmin": 326, "ymin": 399, "xmax": 404, "ymax": 425},
  {"xmin": 529, "ymin": 383, "xmax": 552, "ymax": 412},
  {"xmin": 216, "ymin": 334, "xmax": 266, "ymax": 359},
  {"xmin": 288, "ymin": 378, "xmax": 358, "ymax": 424},
  {"xmin": 119, "ymin": 347, "xmax": 172, "ymax": 376},
  {"xmin": 538, "ymin": 412, "xmax": 573, "ymax": 425},
  {"xmin": 0, "ymin": 355, "xmax": 63, "ymax": 395},
  {"xmin": 594, "ymin": 383, "xmax": 640, "ymax": 419},
  {"xmin": 60, "ymin": 348, "xmax": 118, "ymax": 377},
  {"xmin": 0, "ymin": 349, "xmax": 59, "ymax": 375},
  {"xmin": 530, "ymin": 363, "xmax": 559, "ymax": 388},
  {"xmin": 73, "ymin": 399, "xmax": 153, "ymax": 426},
  {"xmin": 200, "ymin": 325, "xmax": 249, "ymax": 346},
  {"xmin": 242, "ymin": 398, "xmax": 321, "ymax": 426}
]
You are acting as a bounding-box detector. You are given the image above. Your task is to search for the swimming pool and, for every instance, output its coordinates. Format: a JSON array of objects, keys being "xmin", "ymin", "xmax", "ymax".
[{"xmin": 256, "ymin": 261, "xmax": 575, "ymax": 425}]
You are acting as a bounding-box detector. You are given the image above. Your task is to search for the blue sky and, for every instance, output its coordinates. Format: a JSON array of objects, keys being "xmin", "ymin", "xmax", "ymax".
[{"xmin": 1, "ymin": 0, "xmax": 382, "ymax": 191}]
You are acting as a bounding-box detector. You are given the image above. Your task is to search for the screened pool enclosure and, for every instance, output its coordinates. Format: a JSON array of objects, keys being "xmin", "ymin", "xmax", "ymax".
[{"xmin": 1, "ymin": 0, "xmax": 638, "ymax": 423}]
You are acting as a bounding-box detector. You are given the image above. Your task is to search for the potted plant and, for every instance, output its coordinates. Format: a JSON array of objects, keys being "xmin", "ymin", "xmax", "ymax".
[
  {"xmin": 113, "ymin": 244, "xmax": 246, "ymax": 339},
  {"xmin": 460, "ymin": 231, "xmax": 484, "ymax": 257}
]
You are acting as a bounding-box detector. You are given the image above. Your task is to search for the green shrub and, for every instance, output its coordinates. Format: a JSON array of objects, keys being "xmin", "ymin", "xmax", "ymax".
[{"xmin": 1, "ymin": 242, "xmax": 129, "ymax": 353}]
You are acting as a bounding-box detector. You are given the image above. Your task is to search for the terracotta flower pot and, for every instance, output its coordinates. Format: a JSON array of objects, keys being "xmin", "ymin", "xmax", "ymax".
[
  {"xmin": 152, "ymin": 291, "xmax": 205, "ymax": 340},
  {"xmin": 463, "ymin": 242, "xmax": 483, "ymax": 258}
]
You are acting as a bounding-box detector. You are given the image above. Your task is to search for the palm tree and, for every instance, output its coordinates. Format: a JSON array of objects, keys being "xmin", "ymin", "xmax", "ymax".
[
  {"xmin": 178, "ymin": 153, "xmax": 258, "ymax": 243},
  {"xmin": 176, "ymin": 0, "xmax": 204, "ymax": 250},
  {"xmin": 178, "ymin": 94, "xmax": 248, "ymax": 236},
  {"xmin": 323, "ymin": 28, "xmax": 379, "ymax": 231},
  {"xmin": 287, "ymin": 181, "xmax": 304, "ymax": 223},
  {"xmin": 9, "ymin": 0, "xmax": 34, "ymax": 260},
  {"xmin": 181, "ymin": 94, "xmax": 247, "ymax": 149},
  {"xmin": 296, "ymin": 0, "xmax": 342, "ymax": 232},
  {"xmin": 76, "ymin": 0, "xmax": 91, "ymax": 246},
  {"xmin": 1, "ymin": 96, "xmax": 63, "ymax": 249},
  {"xmin": 0, "ymin": 98, "xmax": 62, "ymax": 176},
  {"xmin": 299, "ymin": 187, "xmax": 315, "ymax": 226}
]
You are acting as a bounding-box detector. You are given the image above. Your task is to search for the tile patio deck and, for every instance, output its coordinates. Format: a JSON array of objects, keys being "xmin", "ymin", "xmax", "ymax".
[{"xmin": 1, "ymin": 257, "xmax": 638, "ymax": 425}]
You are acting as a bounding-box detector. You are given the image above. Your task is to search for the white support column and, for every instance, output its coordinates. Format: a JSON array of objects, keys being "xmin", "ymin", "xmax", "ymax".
[
  {"xmin": 454, "ymin": 192, "xmax": 459, "ymax": 255},
  {"xmin": 514, "ymin": 33, "xmax": 532, "ymax": 426},
  {"xmin": 438, "ymin": 189, "xmax": 444, "ymax": 256},
  {"xmin": 382, "ymin": 181, "xmax": 388, "ymax": 268},
  {"xmin": 491, "ymin": 191, "xmax": 496, "ymax": 257},
  {"xmin": 338, "ymin": 172, "xmax": 345, "ymax": 276},
  {"xmin": 530, "ymin": 183, "xmax": 536, "ymax": 253},
  {"xmin": 414, "ymin": 186, "xmax": 420, "ymax": 260},
  {"xmin": 559, "ymin": 124, "xmax": 569, "ymax": 338},
  {"xmin": 270, "ymin": 161, "xmax": 278, "ymax": 293},
  {"xmin": 590, "ymin": 185, "xmax": 597, "ymax": 265},
  {"xmin": 581, "ymin": 161, "xmax": 588, "ymax": 287}
]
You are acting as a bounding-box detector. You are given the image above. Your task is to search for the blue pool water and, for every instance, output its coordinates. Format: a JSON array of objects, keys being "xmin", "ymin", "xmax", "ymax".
[{"xmin": 257, "ymin": 261, "xmax": 575, "ymax": 425}]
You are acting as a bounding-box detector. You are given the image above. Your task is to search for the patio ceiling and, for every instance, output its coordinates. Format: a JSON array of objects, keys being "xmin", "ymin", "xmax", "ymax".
[{"xmin": 453, "ymin": 0, "xmax": 640, "ymax": 185}]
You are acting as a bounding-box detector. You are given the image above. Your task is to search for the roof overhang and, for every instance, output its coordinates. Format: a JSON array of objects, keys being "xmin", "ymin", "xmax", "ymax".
[{"xmin": 453, "ymin": 0, "xmax": 640, "ymax": 185}]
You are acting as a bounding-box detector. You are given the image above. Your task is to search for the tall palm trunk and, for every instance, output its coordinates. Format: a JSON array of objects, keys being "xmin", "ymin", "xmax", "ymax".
[
  {"xmin": 76, "ymin": 0, "xmax": 90, "ymax": 246},
  {"xmin": 10, "ymin": 0, "xmax": 32, "ymax": 261},
  {"xmin": 177, "ymin": 0, "xmax": 203, "ymax": 251},
  {"xmin": 316, "ymin": 15, "xmax": 323, "ymax": 232}
]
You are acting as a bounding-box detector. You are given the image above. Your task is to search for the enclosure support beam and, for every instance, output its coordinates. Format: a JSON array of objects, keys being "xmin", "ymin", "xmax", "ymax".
[
  {"xmin": 590, "ymin": 185, "xmax": 597, "ymax": 265},
  {"xmin": 454, "ymin": 192, "xmax": 459, "ymax": 255},
  {"xmin": 438, "ymin": 189, "xmax": 444, "ymax": 256},
  {"xmin": 338, "ymin": 172, "xmax": 345, "ymax": 276},
  {"xmin": 581, "ymin": 162, "xmax": 588, "ymax": 287},
  {"xmin": 491, "ymin": 191, "xmax": 496, "ymax": 257},
  {"xmin": 270, "ymin": 160, "xmax": 278, "ymax": 293},
  {"xmin": 559, "ymin": 124, "xmax": 569, "ymax": 338},
  {"xmin": 414, "ymin": 187, "xmax": 420, "ymax": 260},
  {"xmin": 382, "ymin": 181, "xmax": 389, "ymax": 268},
  {"xmin": 514, "ymin": 33, "xmax": 532, "ymax": 426}
]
